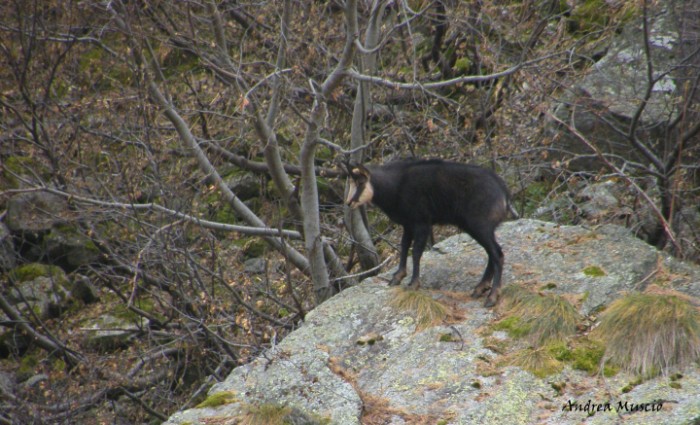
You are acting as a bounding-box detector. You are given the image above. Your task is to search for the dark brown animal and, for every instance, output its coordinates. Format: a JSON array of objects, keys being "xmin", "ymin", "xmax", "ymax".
[{"xmin": 345, "ymin": 159, "xmax": 516, "ymax": 307}]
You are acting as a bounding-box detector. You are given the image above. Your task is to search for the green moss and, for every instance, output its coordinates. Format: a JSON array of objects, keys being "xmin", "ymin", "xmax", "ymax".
[
  {"xmin": 2, "ymin": 156, "xmax": 50, "ymax": 189},
  {"xmin": 621, "ymin": 377, "xmax": 643, "ymax": 393},
  {"xmin": 493, "ymin": 316, "xmax": 532, "ymax": 339},
  {"xmin": 439, "ymin": 333, "xmax": 456, "ymax": 342},
  {"xmin": 583, "ymin": 266, "xmax": 605, "ymax": 277},
  {"xmin": 17, "ymin": 354, "xmax": 40, "ymax": 380},
  {"xmin": 548, "ymin": 341, "xmax": 572, "ymax": 362},
  {"xmin": 569, "ymin": 339, "xmax": 617, "ymax": 376},
  {"xmin": 568, "ymin": 0, "xmax": 639, "ymax": 35},
  {"xmin": 52, "ymin": 358, "xmax": 67, "ymax": 373},
  {"xmin": 111, "ymin": 298, "xmax": 165, "ymax": 323},
  {"xmin": 9, "ymin": 263, "xmax": 66, "ymax": 284},
  {"xmin": 195, "ymin": 391, "xmax": 238, "ymax": 408},
  {"xmin": 454, "ymin": 57, "xmax": 471, "ymax": 73}
]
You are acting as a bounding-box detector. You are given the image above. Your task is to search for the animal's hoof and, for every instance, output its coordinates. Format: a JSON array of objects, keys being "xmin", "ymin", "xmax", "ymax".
[
  {"xmin": 484, "ymin": 290, "xmax": 500, "ymax": 308},
  {"xmin": 471, "ymin": 284, "xmax": 490, "ymax": 298},
  {"xmin": 388, "ymin": 278, "xmax": 402, "ymax": 286},
  {"xmin": 408, "ymin": 279, "xmax": 421, "ymax": 290}
]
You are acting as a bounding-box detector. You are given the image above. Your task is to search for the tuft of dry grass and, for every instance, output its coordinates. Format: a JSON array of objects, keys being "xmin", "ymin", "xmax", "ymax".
[
  {"xmin": 389, "ymin": 288, "xmax": 450, "ymax": 331},
  {"xmin": 504, "ymin": 346, "xmax": 564, "ymax": 378},
  {"xmin": 592, "ymin": 290, "xmax": 700, "ymax": 377},
  {"xmin": 237, "ymin": 403, "xmax": 329, "ymax": 425},
  {"xmin": 497, "ymin": 285, "xmax": 579, "ymax": 345}
]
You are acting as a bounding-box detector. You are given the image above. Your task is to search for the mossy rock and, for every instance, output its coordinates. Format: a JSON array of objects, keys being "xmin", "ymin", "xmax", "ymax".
[
  {"xmin": 82, "ymin": 314, "xmax": 143, "ymax": 352},
  {"xmin": 8, "ymin": 263, "xmax": 66, "ymax": 284},
  {"xmin": 42, "ymin": 225, "xmax": 100, "ymax": 271},
  {"xmin": 7, "ymin": 263, "xmax": 73, "ymax": 319},
  {"xmin": 1, "ymin": 156, "xmax": 51, "ymax": 190},
  {"xmin": 5, "ymin": 192, "xmax": 69, "ymax": 234}
]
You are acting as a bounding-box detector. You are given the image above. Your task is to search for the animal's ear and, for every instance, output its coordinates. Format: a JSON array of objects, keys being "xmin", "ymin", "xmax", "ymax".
[{"xmin": 350, "ymin": 164, "xmax": 370, "ymax": 181}]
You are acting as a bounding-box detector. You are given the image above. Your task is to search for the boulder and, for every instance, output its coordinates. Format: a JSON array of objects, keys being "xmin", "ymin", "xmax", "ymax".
[
  {"xmin": 5, "ymin": 192, "xmax": 69, "ymax": 236},
  {"xmin": 163, "ymin": 219, "xmax": 700, "ymax": 425},
  {"xmin": 82, "ymin": 314, "xmax": 145, "ymax": 352},
  {"xmin": 6, "ymin": 263, "xmax": 72, "ymax": 319},
  {"xmin": 40, "ymin": 226, "xmax": 100, "ymax": 271}
]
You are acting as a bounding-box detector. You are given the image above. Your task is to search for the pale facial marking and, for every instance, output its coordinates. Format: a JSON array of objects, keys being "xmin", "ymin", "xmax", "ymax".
[
  {"xmin": 345, "ymin": 180, "xmax": 374, "ymax": 208},
  {"xmin": 355, "ymin": 181, "xmax": 374, "ymax": 207},
  {"xmin": 345, "ymin": 180, "xmax": 359, "ymax": 206}
]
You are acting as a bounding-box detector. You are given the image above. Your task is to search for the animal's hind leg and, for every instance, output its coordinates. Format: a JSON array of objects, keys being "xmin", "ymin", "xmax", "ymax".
[
  {"xmin": 390, "ymin": 226, "xmax": 412, "ymax": 286},
  {"xmin": 467, "ymin": 226, "xmax": 504, "ymax": 307},
  {"xmin": 408, "ymin": 224, "xmax": 431, "ymax": 290},
  {"xmin": 484, "ymin": 242, "xmax": 504, "ymax": 307},
  {"xmin": 471, "ymin": 260, "xmax": 494, "ymax": 298}
]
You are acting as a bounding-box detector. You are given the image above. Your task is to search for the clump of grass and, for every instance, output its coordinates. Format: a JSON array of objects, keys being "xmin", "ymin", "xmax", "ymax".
[
  {"xmin": 592, "ymin": 291, "xmax": 700, "ymax": 377},
  {"xmin": 237, "ymin": 403, "xmax": 328, "ymax": 425},
  {"xmin": 389, "ymin": 288, "xmax": 450, "ymax": 331},
  {"xmin": 504, "ymin": 346, "xmax": 564, "ymax": 378},
  {"xmin": 496, "ymin": 285, "xmax": 580, "ymax": 345},
  {"xmin": 195, "ymin": 391, "xmax": 237, "ymax": 408}
]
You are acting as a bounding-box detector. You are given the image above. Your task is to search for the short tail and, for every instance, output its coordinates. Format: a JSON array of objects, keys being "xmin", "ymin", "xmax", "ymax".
[{"xmin": 507, "ymin": 200, "xmax": 520, "ymax": 219}]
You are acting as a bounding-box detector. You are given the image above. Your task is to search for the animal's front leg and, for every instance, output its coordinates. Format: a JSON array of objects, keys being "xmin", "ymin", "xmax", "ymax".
[
  {"xmin": 407, "ymin": 224, "xmax": 430, "ymax": 290},
  {"xmin": 389, "ymin": 227, "xmax": 413, "ymax": 286}
]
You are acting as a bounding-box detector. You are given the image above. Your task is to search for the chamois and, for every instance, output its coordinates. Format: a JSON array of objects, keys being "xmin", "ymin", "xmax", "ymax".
[{"xmin": 345, "ymin": 159, "xmax": 516, "ymax": 307}]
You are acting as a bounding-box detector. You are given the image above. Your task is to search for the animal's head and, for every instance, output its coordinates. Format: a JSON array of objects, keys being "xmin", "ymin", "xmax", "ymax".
[{"xmin": 344, "ymin": 164, "xmax": 374, "ymax": 209}]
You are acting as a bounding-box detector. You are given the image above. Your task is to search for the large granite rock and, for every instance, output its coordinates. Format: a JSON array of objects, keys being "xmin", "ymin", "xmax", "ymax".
[{"xmin": 163, "ymin": 219, "xmax": 700, "ymax": 425}]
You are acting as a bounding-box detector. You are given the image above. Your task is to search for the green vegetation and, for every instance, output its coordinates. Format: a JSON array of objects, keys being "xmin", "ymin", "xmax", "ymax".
[
  {"xmin": 439, "ymin": 333, "xmax": 456, "ymax": 342},
  {"xmin": 389, "ymin": 288, "xmax": 450, "ymax": 331},
  {"xmin": 582, "ymin": 265, "xmax": 606, "ymax": 277},
  {"xmin": 492, "ymin": 285, "xmax": 624, "ymax": 377},
  {"xmin": 195, "ymin": 391, "xmax": 238, "ymax": 408},
  {"xmin": 492, "ymin": 315, "xmax": 531, "ymax": 339},
  {"xmin": 2, "ymin": 156, "xmax": 50, "ymax": 189},
  {"xmin": 570, "ymin": 339, "xmax": 618, "ymax": 376},
  {"xmin": 591, "ymin": 291, "xmax": 700, "ymax": 377},
  {"xmin": 8, "ymin": 263, "xmax": 66, "ymax": 283},
  {"xmin": 505, "ymin": 346, "xmax": 564, "ymax": 378}
]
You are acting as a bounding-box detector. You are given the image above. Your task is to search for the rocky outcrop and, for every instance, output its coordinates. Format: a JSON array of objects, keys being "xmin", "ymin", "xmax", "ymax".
[{"xmin": 164, "ymin": 219, "xmax": 700, "ymax": 425}]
